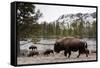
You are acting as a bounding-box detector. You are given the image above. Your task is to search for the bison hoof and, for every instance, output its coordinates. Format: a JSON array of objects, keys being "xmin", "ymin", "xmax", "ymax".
[
  {"xmin": 68, "ymin": 56, "xmax": 70, "ymax": 58},
  {"xmin": 86, "ymin": 55, "xmax": 88, "ymax": 57},
  {"xmin": 77, "ymin": 56, "xmax": 79, "ymax": 58}
]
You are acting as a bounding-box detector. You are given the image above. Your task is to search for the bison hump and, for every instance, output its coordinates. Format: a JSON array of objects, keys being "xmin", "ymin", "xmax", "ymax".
[{"xmin": 63, "ymin": 38, "xmax": 81, "ymax": 46}]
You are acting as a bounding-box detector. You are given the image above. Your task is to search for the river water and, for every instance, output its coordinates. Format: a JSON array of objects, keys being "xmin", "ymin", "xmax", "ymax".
[{"xmin": 20, "ymin": 38, "xmax": 96, "ymax": 52}]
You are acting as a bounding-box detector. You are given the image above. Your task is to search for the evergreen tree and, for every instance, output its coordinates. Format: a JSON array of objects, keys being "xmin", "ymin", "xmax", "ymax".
[{"xmin": 16, "ymin": 3, "xmax": 42, "ymax": 56}]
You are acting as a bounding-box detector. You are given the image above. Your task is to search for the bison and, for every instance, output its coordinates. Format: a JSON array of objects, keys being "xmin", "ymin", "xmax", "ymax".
[
  {"xmin": 54, "ymin": 37, "xmax": 89, "ymax": 58},
  {"xmin": 80, "ymin": 48, "xmax": 89, "ymax": 57},
  {"xmin": 43, "ymin": 49, "xmax": 54, "ymax": 56},
  {"xmin": 29, "ymin": 45, "xmax": 37, "ymax": 51},
  {"xmin": 27, "ymin": 51, "xmax": 39, "ymax": 57}
]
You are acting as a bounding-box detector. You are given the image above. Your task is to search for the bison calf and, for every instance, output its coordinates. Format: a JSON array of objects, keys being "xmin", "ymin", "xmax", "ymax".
[
  {"xmin": 80, "ymin": 49, "xmax": 89, "ymax": 57},
  {"xmin": 43, "ymin": 49, "xmax": 54, "ymax": 56},
  {"xmin": 29, "ymin": 45, "xmax": 37, "ymax": 51},
  {"xmin": 27, "ymin": 51, "xmax": 39, "ymax": 57}
]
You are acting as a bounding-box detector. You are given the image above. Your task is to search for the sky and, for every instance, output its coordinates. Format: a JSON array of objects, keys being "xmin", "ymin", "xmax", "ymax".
[{"xmin": 34, "ymin": 4, "xmax": 96, "ymax": 23}]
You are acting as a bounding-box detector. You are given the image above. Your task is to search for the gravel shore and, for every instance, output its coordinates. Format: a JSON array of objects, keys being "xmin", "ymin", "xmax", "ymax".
[{"xmin": 17, "ymin": 52, "xmax": 96, "ymax": 65}]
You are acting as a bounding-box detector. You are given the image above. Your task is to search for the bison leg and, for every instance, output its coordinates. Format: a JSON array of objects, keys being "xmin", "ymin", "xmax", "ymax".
[
  {"xmin": 77, "ymin": 50, "xmax": 81, "ymax": 58},
  {"xmin": 36, "ymin": 53, "xmax": 38, "ymax": 56},
  {"xmin": 52, "ymin": 51, "xmax": 54, "ymax": 56},
  {"xmin": 68, "ymin": 51, "xmax": 71, "ymax": 58},
  {"xmin": 64, "ymin": 50, "xmax": 67, "ymax": 57},
  {"xmin": 32, "ymin": 48, "xmax": 33, "ymax": 51},
  {"xmin": 52, "ymin": 51, "xmax": 54, "ymax": 54},
  {"xmin": 85, "ymin": 49, "xmax": 89, "ymax": 57},
  {"xmin": 86, "ymin": 53, "xmax": 88, "ymax": 57},
  {"xmin": 77, "ymin": 54, "xmax": 80, "ymax": 58}
]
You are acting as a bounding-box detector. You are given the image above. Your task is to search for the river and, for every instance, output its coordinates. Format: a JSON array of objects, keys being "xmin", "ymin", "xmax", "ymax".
[{"xmin": 20, "ymin": 38, "xmax": 96, "ymax": 52}]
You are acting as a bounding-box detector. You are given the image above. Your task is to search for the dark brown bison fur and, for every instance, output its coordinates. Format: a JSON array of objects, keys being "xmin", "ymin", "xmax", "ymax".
[
  {"xmin": 29, "ymin": 45, "xmax": 37, "ymax": 51},
  {"xmin": 43, "ymin": 49, "xmax": 54, "ymax": 56},
  {"xmin": 54, "ymin": 37, "xmax": 89, "ymax": 58},
  {"xmin": 79, "ymin": 49, "xmax": 89, "ymax": 57},
  {"xmin": 27, "ymin": 51, "xmax": 39, "ymax": 57}
]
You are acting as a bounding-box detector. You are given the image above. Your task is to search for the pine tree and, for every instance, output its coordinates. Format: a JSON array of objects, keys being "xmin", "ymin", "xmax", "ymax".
[{"xmin": 16, "ymin": 3, "xmax": 42, "ymax": 56}]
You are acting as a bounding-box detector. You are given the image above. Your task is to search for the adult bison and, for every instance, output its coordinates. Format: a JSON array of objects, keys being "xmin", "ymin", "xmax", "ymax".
[{"xmin": 54, "ymin": 37, "xmax": 89, "ymax": 58}]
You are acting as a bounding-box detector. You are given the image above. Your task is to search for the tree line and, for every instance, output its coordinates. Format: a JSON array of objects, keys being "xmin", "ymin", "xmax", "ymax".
[{"xmin": 35, "ymin": 20, "xmax": 96, "ymax": 39}]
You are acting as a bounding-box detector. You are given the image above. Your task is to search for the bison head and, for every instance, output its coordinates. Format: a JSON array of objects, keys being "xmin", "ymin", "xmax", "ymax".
[{"xmin": 54, "ymin": 42, "xmax": 64, "ymax": 53}]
